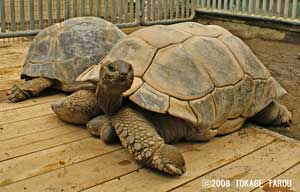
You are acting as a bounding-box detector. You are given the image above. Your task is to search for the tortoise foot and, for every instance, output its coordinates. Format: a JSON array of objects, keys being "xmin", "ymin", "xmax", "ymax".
[
  {"xmin": 150, "ymin": 144, "xmax": 186, "ymax": 176},
  {"xmin": 251, "ymin": 101, "xmax": 292, "ymax": 127},
  {"xmin": 112, "ymin": 106, "xmax": 186, "ymax": 176},
  {"xmin": 278, "ymin": 109, "xmax": 292, "ymax": 127},
  {"xmin": 87, "ymin": 115, "xmax": 119, "ymax": 143},
  {"xmin": 7, "ymin": 84, "xmax": 29, "ymax": 102},
  {"xmin": 7, "ymin": 78, "xmax": 53, "ymax": 102}
]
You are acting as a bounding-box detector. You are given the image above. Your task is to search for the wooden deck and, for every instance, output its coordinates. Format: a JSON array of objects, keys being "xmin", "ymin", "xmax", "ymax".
[{"xmin": 1, "ymin": 40, "xmax": 300, "ymax": 192}]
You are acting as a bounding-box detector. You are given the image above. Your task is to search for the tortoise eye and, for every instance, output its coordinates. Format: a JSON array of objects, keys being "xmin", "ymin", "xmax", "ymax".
[{"xmin": 107, "ymin": 64, "xmax": 115, "ymax": 72}]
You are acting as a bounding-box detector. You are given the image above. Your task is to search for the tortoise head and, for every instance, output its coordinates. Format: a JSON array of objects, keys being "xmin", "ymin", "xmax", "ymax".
[
  {"xmin": 96, "ymin": 60, "xmax": 134, "ymax": 114},
  {"xmin": 98, "ymin": 60, "xmax": 134, "ymax": 93}
]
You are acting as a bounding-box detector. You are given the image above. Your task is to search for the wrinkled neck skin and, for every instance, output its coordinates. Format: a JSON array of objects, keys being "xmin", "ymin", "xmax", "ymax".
[{"xmin": 97, "ymin": 84, "xmax": 123, "ymax": 116}]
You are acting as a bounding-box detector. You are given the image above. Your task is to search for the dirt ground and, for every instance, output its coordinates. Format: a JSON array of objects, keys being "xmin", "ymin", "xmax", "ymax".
[{"xmin": 245, "ymin": 39, "xmax": 300, "ymax": 140}]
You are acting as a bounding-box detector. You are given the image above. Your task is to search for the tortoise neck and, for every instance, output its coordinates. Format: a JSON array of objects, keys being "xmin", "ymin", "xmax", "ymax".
[{"xmin": 96, "ymin": 85, "xmax": 123, "ymax": 116}]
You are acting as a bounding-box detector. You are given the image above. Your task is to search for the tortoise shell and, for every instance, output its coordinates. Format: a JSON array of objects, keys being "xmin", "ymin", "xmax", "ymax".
[
  {"xmin": 101, "ymin": 22, "xmax": 287, "ymax": 129},
  {"xmin": 78, "ymin": 22, "xmax": 287, "ymax": 131},
  {"xmin": 21, "ymin": 17, "xmax": 125, "ymax": 91}
]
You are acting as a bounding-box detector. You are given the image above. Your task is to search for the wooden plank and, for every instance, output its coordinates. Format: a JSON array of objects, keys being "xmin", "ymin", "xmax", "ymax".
[
  {"xmin": 0, "ymin": 79, "xmax": 22, "ymax": 91},
  {"xmin": 0, "ymin": 90, "xmax": 9, "ymax": 103},
  {"xmin": 0, "ymin": 140, "xmax": 210, "ymax": 192},
  {"xmin": 76, "ymin": 128, "xmax": 273, "ymax": 192},
  {"xmin": 0, "ymin": 66, "xmax": 21, "ymax": 82},
  {"xmin": 0, "ymin": 93, "xmax": 65, "ymax": 112},
  {"xmin": 254, "ymin": 163, "xmax": 300, "ymax": 192},
  {"xmin": 0, "ymin": 137, "xmax": 122, "ymax": 187},
  {"xmin": 0, "ymin": 101, "xmax": 56, "ymax": 125},
  {"xmin": 0, "ymin": 125, "xmax": 89, "ymax": 161},
  {"xmin": 170, "ymin": 140, "xmax": 300, "ymax": 192},
  {"xmin": 0, "ymin": 43, "xmax": 29, "ymax": 69},
  {"xmin": 0, "ymin": 114, "xmax": 65, "ymax": 141},
  {"xmin": 0, "ymin": 148, "xmax": 138, "ymax": 192},
  {"xmin": 251, "ymin": 124, "xmax": 300, "ymax": 145}
]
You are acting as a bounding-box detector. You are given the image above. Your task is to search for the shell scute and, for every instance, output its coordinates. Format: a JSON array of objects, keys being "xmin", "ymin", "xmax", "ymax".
[
  {"xmin": 243, "ymin": 79, "xmax": 266, "ymax": 117},
  {"xmin": 106, "ymin": 37, "xmax": 156, "ymax": 77},
  {"xmin": 168, "ymin": 97, "xmax": 198, "ymax": 125},
  {"xmin": 129, "ymin": 83, "xmax": 169, "ymax": 113},
  {"xmin": 229, "ymin": 75, "xmax": 254, "ymax": 118},
  {"xmin": 212, "ymin": 86, "xmax": 235, "ymax": 128},
  {"xmin": 130, "ymin": 25, "xmax": 192, "ymax": 48},
  {"xmin": 171, "ymin": 22, "xmax": 223, "ymax": 37},
  {"xmin": 143, "ymin": 43, "xmax": 214, "ymax": 100},
  {"xmin": 219, "ymin": 35, "xmax": 271, "ymax": 79},
  {"xmin": 189, "ymin": 94, "xmax": 216, "ymax": 129},
  {"xmin": 183, "ymin": 36, "xmax": 244, "ymax": 87}
]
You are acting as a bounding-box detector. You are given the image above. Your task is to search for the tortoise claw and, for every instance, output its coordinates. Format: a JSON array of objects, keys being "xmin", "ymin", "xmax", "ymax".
[
  {"xmin": 281, "ymin": 116, "xmax": 292, "ymax": 127},
  {"xmin": 151, "ymin": 144, "xmax": 186, "ymax": 176},
  {"xmin": 87, "ymin": 115, "xmax": 119, "ymax": 143},
  {"xmin": 7, "ymin": 85, "xmax": 28, "ymax": 102},
  {"xmin": 279, "ymin": 108, "xmax": 292, "ymax": 127},
  {"xmin": 163, "ymin": 163, "xmax": 186, "ymax": 176},
  {"xmin": 6, "ymin": 90, "xmax": 12, "ymax": 96}
]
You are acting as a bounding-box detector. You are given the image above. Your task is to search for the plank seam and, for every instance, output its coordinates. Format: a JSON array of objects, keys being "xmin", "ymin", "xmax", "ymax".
[
  {"xmin": 0, "ymin": 124, "xmax": 81, "ymax": 143},
  {"xmin": 78, "ymin": 168, "xmax": 144, "ymax": 192},
  {"xmin": 78, "ymin": 135, "xmax": 277, "ymax": 192},
  {"xmin": 2, "ymin": 147, "xmax": 124, "ymax": 188},
  {"xmin": 0, "ymin": 95, "xmax": 64, "ymax": 112},
  {"xmin": 0, "ymin": 123, "xmax": 64, "ymax": 142},
  {"xmin": 252, "ymin": 125, "xmax": 300, "ymax": 145},
  {"xmin": 249, "ymin": 160, "xmax": 300, "ymax": 192},
  {"xmin": 0, "ymin": 125, "xmax": 80, "ymax": 146},
  {"xmin": 0, "ymin": 112, "xmax": 54, "ymax": 126},
  {"xmin": 166, "ymin": 139, "xmax": 277, "ymax": 192},
  {"xmin": 0, "ymin": 130, "xmax": 91, "ymax": 163}
]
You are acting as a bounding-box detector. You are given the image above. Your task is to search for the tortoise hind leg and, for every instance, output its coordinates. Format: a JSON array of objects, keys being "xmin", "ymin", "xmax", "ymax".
[
  {"xmin": 112, "ymin": 106, "xmax": 186, "ymax": 176},
  {"xmin": 7, "ymin": 77, "xmax": 53, "ymax": 102},
  {"xmin": 250, "ymin": 101, "xmax": 292, "ymax": 126},
  {"xmin": 51, "ymin": 90, "xmax": 102, "ymax": 124}
]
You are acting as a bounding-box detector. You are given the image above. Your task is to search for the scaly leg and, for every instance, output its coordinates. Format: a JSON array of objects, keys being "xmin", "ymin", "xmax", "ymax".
[
  {"xmin": 111, "ymin": 106, "xmax": 186, "ymax": 176},
  {"xmin": 87, "ymin": 112, "xmax": 190, "ymax": 145},
  {"xmin": 250, "ymin": 101, "xmax": 292, "ymax": 126},
  {"xmin": 87, "ymin": 115, "xmax": 119, "ymax": 143},
  {"xmin": 51, "ymin": 90, "xmax": 102, "ymax": 124},
  {"xmin": 7, "ymin": 77, "xmax": 53, "ymax": 102}
]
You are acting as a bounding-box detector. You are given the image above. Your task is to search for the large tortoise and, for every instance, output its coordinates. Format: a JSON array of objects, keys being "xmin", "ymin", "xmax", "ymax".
[
  {"xmin": 52, "ymin": 22, "xmax": 292, "ymax": 175},
  {"xmin": 7, "ymin": 17, "xmax": 125, "ymax": 102}
]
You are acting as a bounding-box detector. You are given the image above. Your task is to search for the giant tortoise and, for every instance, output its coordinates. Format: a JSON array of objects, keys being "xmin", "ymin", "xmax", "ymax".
[
  {"xmin": 52, "ymin": 22, "xmax": 292, "ymax": 175},
  {"xmin": 7, "ymin": 17, "xmax": 125, "ymax": 102}
]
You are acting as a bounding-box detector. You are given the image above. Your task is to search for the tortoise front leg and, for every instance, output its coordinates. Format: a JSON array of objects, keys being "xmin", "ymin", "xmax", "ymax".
[
  {"xmin": 111, "ymin": 106, "xmax": 186, "ymax": 176},
  {"xmin": 51, "ymin": 90, "xmax": 102, "ymax": 124},
  {"xmin": 7, "ymin": 77, "xmax": 53, "ymax": 102},
  {"xmin": 87, "ymin": 115, "xmax": 119, "ymax": 143}
]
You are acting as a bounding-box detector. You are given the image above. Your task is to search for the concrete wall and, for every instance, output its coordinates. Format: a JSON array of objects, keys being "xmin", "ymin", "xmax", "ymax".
[{"xmin": 194, "ymin": 12, "xmax": 300, "ymax": 43}]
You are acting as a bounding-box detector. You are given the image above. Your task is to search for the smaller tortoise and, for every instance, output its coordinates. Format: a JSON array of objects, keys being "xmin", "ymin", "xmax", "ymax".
[
  {"xmin": 52, "ymin": 22, "xmax": 292, "ymax": 175},
  {"xmin": 7, "ymin": 17, "xmax": 125, "ymax": 102}
]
